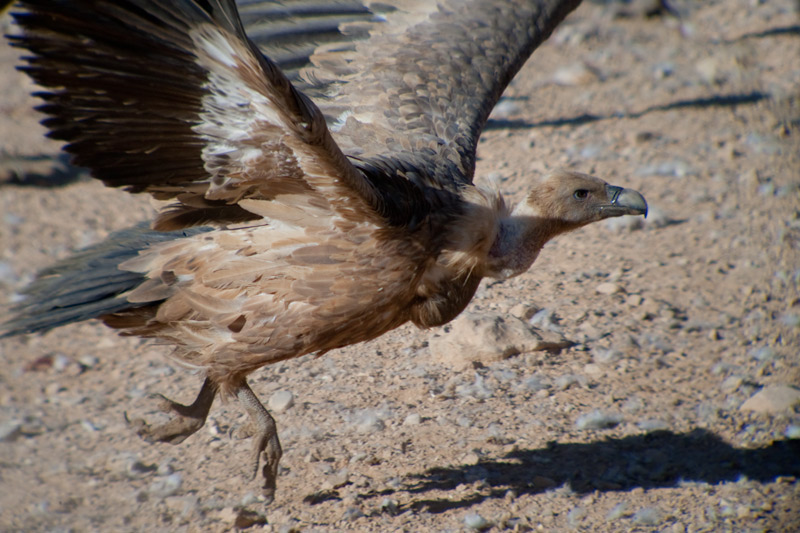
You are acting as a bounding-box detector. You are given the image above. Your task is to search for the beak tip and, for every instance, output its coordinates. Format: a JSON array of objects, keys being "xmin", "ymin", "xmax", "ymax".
[{"xmin": 609, "ymin": 186, "xmax": 648, "ymax": 218}]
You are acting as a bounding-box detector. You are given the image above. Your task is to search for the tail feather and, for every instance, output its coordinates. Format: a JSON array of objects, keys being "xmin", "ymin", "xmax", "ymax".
[{"xmin": 1, "ymin": 223, "xmax": 211, "ymax": 337}]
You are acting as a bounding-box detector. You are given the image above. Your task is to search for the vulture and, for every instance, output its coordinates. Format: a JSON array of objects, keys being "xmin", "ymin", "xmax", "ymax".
[{"xmin": 1, "ymin": 0, "xmax": 647, "ymax": 501}]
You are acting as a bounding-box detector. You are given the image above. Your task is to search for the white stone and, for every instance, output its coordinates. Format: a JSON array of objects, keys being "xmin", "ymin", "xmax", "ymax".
[
  {"xmin": 403, "ymin": 413, "xmax": 422, "ymax": 426},
  {"xmin": 429, "ymin": 311, "xmax": 570, "ymax": 370},
  {"xmin": 740, "ymin": 385, "xmax": 800, "ymax": 414},
  {"xmin": 596, "ymin": 282, "xmax": 623, "ymax": 295},
  {"xmin": 268, "ymin": 390, "xmax": 294, "ymax": 413}
]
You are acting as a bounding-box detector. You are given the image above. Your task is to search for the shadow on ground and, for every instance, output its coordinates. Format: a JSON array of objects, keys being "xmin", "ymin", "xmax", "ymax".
[
  {"xmin": 0, "ymin": 152, "xmax": 86, "ymax": 188},
  {"xmin": 1, "ymin": 90, "xmax": 778, "ymax": 188},
  {"xmin": 486, "ymin": 90, "xmax": 770, "ymax": 130},
  {"xmin": 354, "ymin": 429, "xmax": 799, "ymax": 514}
]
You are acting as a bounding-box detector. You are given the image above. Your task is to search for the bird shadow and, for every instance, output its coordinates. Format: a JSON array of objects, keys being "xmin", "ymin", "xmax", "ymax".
[
  {"xmin": 731, "ymin": 24, "xmax": 800, "ymax": 42},
  {"xmin": 357, "ymin": 429, "xmax": 799, "ymax": 514},
  {"xmin": 486, "ymin": 90, "xmax": 770, "ymax": 131},
  {"xmin": 0, "ymin": 152, "xmax": 87, "ymax": 188}
]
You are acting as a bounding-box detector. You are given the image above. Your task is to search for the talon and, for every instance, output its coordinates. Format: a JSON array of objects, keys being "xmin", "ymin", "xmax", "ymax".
[
  {"xmin": 128, "ymin": 378, "xmax": 216, "ymax": 445},
  {"xmin": 236, "ymin": 381, "xmax": 283, "ymax": 502},
  {"xmin": 153, "ymin": 393, "xmax": 179, "ymax": 413}
]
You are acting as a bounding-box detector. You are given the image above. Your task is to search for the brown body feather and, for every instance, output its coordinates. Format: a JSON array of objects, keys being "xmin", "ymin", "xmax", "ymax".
[{"xmin": 104, "ymin": 185, "xmax": 504, "ymax": 393}]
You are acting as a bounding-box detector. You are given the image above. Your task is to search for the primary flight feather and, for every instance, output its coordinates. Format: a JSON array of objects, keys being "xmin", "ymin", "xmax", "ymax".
[{"xmin": 2, "ymin": 0, "xmax": 646, "ymax": 501}]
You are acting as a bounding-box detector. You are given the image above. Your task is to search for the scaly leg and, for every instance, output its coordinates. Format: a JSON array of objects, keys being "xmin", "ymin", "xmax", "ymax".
[
  {"xmin": 235, "ymin": 379, "xmax": 282, "ymax": 503},
  {"xmin": 127, "ymin": 377, "xmax": 217, "ymax": 444}
]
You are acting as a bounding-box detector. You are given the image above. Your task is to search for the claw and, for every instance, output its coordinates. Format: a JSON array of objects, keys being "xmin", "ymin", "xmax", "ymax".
[
  {"xmin": 236, "ymin": 380, "xmax": 282, "ymax": 502},
  {"xmin": 127, "ymin": 378, "xmax": 217, "ymax": 445}
]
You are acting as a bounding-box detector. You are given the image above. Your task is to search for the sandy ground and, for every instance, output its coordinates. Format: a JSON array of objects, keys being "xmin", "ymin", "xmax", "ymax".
[{"xmin": 1, "ymin": 1, "xmax": 799, "ymax": 531}]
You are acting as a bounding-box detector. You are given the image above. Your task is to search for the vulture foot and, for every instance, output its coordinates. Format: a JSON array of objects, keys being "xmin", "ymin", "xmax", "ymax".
[
  {"xmin": 127, "ymin": 377, "xmax": 216, "ymax": 445},
  {"xmin": 236, "ymin": 381, "xmax": 282, "ymax": 503}
]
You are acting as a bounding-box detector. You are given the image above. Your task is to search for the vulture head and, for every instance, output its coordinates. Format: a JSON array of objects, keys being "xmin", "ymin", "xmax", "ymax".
[
  {"xmin": 518, "ymin": 170, "xmax": 647, "ymax": 223},
  {"xmin": 486, "ymin": 170, "xmax": 647, "ymax": 280}
]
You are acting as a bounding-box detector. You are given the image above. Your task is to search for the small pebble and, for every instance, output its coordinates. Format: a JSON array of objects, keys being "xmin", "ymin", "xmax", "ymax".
[
  {"xmin": 642, "ymin": 206, "xmax": 673, "ymax": 228},
  {"xmin": 157, "ymin": 459, "xmax": 175, "ymax": 477},
  {"xmin": 380, "ymin": 497, "xmax": 399, "ymax": 515},
  {"xmin": 550, "ymin": 62, "xmax": 600, "ymax": 86},
  {"xmin": 148, "ymin": 472, "xmax": 183, "ymax": 497},
  {"xmin": 80, "ymin": 419, "xmax": 100, "ymax": 433},
  {"xmin": 489, "ymin": 99, "xmax": 522, "ymax": 119},
  {"xmin": 583, "ymin": 363, "xmax": 603, "ymax": 376},
  {"xmin": 596, "ymin": 282, "xmax": 623, "ymax": 295},
  {"xmin": 44, "ymin": 382, "xmax": 65, "ymax": 397},
  {"xmin": 567, "ymin": 506, "xmax": 587, "ymax": 527},
  {"xmin": 342, "ymin": 506, "xmax": 364, "ymax": 520},
  {"xmin": 721, "ymin": 375, "xmax": 744, "ymax": 393},
  {"xmin": 78, "ymin": 355, "xmax": 99, "ymax": 368},
  {"xmin": 697, "ymin": 402, "xmax": 719, "ymax": 422},
  {"xmin": 695, "ymin": 57, "xmax": 722, "ymax": 84},
  {"xmin": 456, "ymin": 374, "xmax": 494, "ymax": 399},
  {"xmin": 164, "ymin": 495, "xmax": 198, "ymax": 517},
  {"xmin": 605, "ymin": 215, "xmax": 645, "ymax": 233},
  {"xmin": 239, "ymin": 490, "xmax": 258, "ymax": 507},
  {"xmin": 234, "ymin": 509, "xmax": 268, "ymax": 529},
  {"xmin": 529, "ymin": 308, "xmax": 562, "ymax": 333},
  {"xmin": 622, "ymin": 397, "xmax": 644, "ymax": 413},
  {"xmin": 268, "ymin": 390, "xmax": 294, "ymax": 413},
  {"xmin": 575, "ymin": 410, "xmax": 622, "ymax": 430},
  {"xmin": 0, "ymin": 420, "xmax": 23, "ymax": 442},
  {"xmin": 462, "ymin": 452, "xmax": 481, "ymax": 465},
  {"xmin": 321, "ymin": 469, "xmax": 349, "ymax": 490},
  {"xmin": 637, "ymin": 160, "xmax": 692, "ymax": 178},
  {"xmin": 353, "ymin": 410, "xmax": 385, "ymax": 433},
  {"xmin": 606, "ymin": 502, "xmax": 629, "ymax": 521},
  {"xmin": 464, "ymin": 512, "xmax": 492, "ymax": 531},
  {"xmin": 53, "ymin": 354, "xmax": 72, "ymax": 372},
  {"xmin": 785, "ymin": 424, "xmax": 800, "ymax": 439},
  {"xmin": 632, "ymin": 506, "xmax": 663, "ymax": 525},
  {"xmin": 206, "ymin": 419, "xmax": 222, "ymax": 437},
  {"xmin": 626, "ymin": 294, "xmax": 643, "ymax": 306},
  {"xmin": 592, "ymin": 347, "xmax": 622, "ymax": 364},
  {"xmin": 555, "ymin": 374, "xmax": 583, "ymax": 391},
  {"xmin": 638, "ymin": 419, "xmax": 669, "ymax": 431},
  {"xmin": 780, "ymin": 313, "xmax": 800, "ymax": 328},
  {"xmin": 749, "ymin": 346, "xmax": 776, "ymax": 361},
  {"xmin": 520, "ymin": 375, "xmax": 548, "ymax": 393},
  {"xmin": 215, "ymin": 507, "xmax": 237, "ymax": 523},
  {"xmin": 403, "ymin": 413, "xmax": 421, "ymax": 426}
]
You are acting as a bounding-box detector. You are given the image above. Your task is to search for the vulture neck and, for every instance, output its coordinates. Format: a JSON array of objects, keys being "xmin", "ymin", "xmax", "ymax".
[{"xmin": 486, "ymin": 213, "xmax": 578, "ymax": 280}]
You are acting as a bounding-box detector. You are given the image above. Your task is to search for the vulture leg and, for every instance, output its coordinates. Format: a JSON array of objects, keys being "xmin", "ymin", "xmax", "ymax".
[
  {"xmin": 128, "ymin": 377, "xmax": 217, "ymax": 444},
  {"xmin": 235, "ymin": 380, "xmax": 282, "ymax": 502}
]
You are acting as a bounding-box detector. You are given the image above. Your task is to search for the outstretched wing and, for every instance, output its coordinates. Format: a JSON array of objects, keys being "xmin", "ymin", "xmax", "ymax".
[
  {"xmin": 240, "ymin": 0, "xmax": 583, "ymax": 188},
  {"xmin": 11, "ymin": 0, "xmax": 423, "ymax": 230},
  {"xmin": 11, "ymin": 0, "xmax": 582, "ymax": 230}
]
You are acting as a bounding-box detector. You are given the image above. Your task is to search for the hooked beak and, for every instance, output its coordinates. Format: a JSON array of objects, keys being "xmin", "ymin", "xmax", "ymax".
[{"xmin": 601, "ymin": 185, "xmax": 648, "ymax": 218}]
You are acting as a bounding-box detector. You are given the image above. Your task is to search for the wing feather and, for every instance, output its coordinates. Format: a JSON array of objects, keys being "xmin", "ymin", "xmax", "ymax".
[
  {"xmin": 12, "ymin": 0, "xmax": 411, "ymax": 230},
  {"xmin": 240, "ymin": 0, "xmax": 583, "ymax": 187},
  {"xmin": 11, "ymin": 0, "xmax": 582, "ymax": 231}
]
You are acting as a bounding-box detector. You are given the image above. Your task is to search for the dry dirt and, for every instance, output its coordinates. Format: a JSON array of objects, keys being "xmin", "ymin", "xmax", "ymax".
[{"xmin": 1, "ymin": 1, "xmax": 800, "ymax": 531}]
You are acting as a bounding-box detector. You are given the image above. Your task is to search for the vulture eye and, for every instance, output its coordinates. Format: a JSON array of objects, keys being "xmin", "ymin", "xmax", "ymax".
[{"xmin": 573, "ymin": 189, "xmax": 589, "ymax": 200}]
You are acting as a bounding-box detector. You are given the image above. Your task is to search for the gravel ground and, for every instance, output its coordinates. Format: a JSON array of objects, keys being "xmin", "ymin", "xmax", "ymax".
[{"xmin": 1, "ymin": 1, "xmax": 799, "ymax": 531}]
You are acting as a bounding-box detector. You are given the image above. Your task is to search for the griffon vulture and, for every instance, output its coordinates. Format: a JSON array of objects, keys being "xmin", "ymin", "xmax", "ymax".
[{"xmin": 2, "ymin": 0, "xmax": 647, "ymax": 500}]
